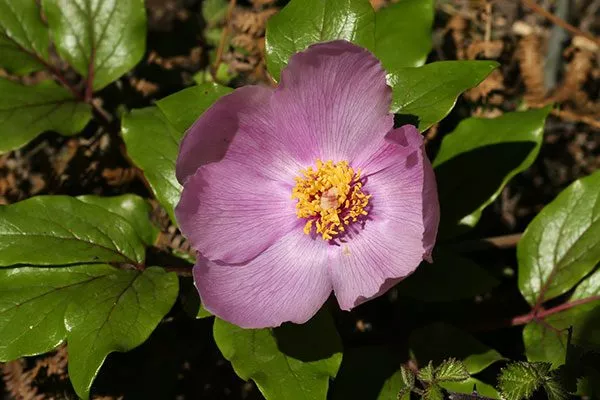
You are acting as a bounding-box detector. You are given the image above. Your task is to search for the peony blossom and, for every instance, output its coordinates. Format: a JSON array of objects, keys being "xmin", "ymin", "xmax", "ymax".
[{"xmin": 175, "ymin": 40, "xmax": 439, "ymax": 329}]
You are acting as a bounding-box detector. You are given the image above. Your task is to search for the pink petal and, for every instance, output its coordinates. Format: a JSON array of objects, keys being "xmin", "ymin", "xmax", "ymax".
[
  {"xmin": 329, "ymin": 125, "xmax": 439, "ymax": 310},
  {"xmin": 175, "ymin": 158, "xmax": 298, "ymax": 264},
  {"xmin": 176, "ymin": 85, "xmax": 302, "ymax": 184},
  {"xmin": 195, "ymin": 229, "xmax": 332, "ymax": 328},
  {"xmin": 271, "ymin": 40, "xmax": 393, "ymax": 164}
]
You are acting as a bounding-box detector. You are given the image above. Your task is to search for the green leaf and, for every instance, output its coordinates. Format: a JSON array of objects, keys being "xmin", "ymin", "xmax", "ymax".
[
  {"xmin": 66, "ymin": 266, "xmax": 177, "ymax": 398},
  {"xmin": 435, "ymin": 358, "xmax": 470, "ymax": 382},
  {"xmin": 498, "ymin": 362, "xmax": 549, "ymax": 400},
  {"xmin": 423, "ymin": 384, "xmax": 444, "ymax": 400},
  {"xmin": 0, "ymin": 0, "xmax": 50, "ymax": 74},
  {"xmin": 388, "ymin": 61, "xmax": 499, "ymax": 131},
  {"xmin": 543, "ymin": 371, "xmax": 569, "ymax": 400},
  {"xmin": 156, "ymin": 83, "xmax": 233, "ymax": 133},
  {"xmin": 0, "ymin": 264, "xmax": 115, "ymax": 361},
  {"xmin": 202, "ymin": 0, "xmax": 228, "ymax": 26},
  {"xmin": 433, "ymin": 106, "xmax": 551, "ymax": 238},
  {"xmin": 0, "ymin": 195, "xmax": 146, "ymax": 266},
  {"xmin": 410, "ymin": 323, "xmax": 505, "ymax": 375},
  {"xmin": 77, "ymin": 194, "xmax": 159, "ymax": 246},
  {"xmin": 42, "ymin": 0, "xmax": 147, "ymax": 91},
  {"xmin": 0, "ymin": 78, "xmax": 92, "ymax": 154},
  {"xmin": 518, "ymin": 171, "xmax": 600, "ymax": 305},
  {"xmin": 441, "ymin": 377, "xmax": 500, "ymax": 399},
  {"xmin": 180, "ymin": 277, "xmax": 213, "ymax": 319},
  {"xmin": 265, "ymin": 0, "xmax": 375, "ymax": 81},
  {"xmin": 418, "ymin": 361, "xmax": 435, "ymax": 383},
  {"xmin": 396, "ymin": 249, "xmax": 500, "ymax": 302},
  {"xmin": 523, "ymin": 268, "xmax": 600, "ymax": 367},
  {"xmin": 213, "ymin": 310, "xmax": 342, "ymax": 400},
  {"xmin": 401, "ymin": 364, "xmax": 416, "ymax": 389},
  {"xmin": 121, "ymin": 107, "xmax": 182, "ymax": 224},
  {"xmin": 331, "ymin": 346, "xmax": 410, "ymax": 400},
  {"xmin": 374, "ymin": 0, "xmax": 433, "ymax": 70}
]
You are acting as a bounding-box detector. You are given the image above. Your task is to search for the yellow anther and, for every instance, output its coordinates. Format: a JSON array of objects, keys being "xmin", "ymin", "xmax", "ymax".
[{"xmin": 291, "ymin": 160, "xmax": 371, "ymax": 240}]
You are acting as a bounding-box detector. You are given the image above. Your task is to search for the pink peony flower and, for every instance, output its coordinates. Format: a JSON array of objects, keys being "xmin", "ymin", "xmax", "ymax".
[{"xmin": 175, "ymin": 40, "xmax": 439, "ymax": 329}]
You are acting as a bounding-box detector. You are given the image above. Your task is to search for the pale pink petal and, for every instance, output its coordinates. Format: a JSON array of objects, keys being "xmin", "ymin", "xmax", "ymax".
[
  {"xmin": 175, "ymin": 158, "xmax": 298, "ymax": 264},
  {"xmin": 329, "ymin": 125, "xmax": 439, "ymax": 309},
  {"xmin": 271, "ymin": 40, "xmax": 393, "ymax": 164},
  {"xmin": 195, "ymin": 229, "xmax": 332, "ymax": 328},
  {"xmin": 176, "ymin": 85, "xmax": 302, "ymax": 184}
]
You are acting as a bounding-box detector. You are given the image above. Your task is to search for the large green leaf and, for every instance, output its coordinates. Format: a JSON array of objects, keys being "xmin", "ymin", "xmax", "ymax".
[
  {"xmin": 396, "ymin": 249, "xmax": 500, "ymax": 302},
  {"xmin": 374, "ymin": 0, "xmax": 433, "ymax": 70},
  {"xmin": 156, "ymin": 83, "xmax": 233, "ymax": 133},
  {"xmin": 523, "ymin": 268, "xmax": 600, "ymax": 367},
  {"xmin": 0, "ymin": 264, "xmax": 114, "ymax": 361},
  {"xmin": 121, "ymin": 108, "xmax": 182, "ymax": 223},
  {"xmin": 442, "ymin": 378, "xmax": 499, "ymax": 399},
  {"xmin": 213, "ymin": 311, "xmax": 342, "ymax": 400},
  {"xmin": 0, "ymin": 78, "xmax": 91, "ymax": 154},
  {"xmin": 409, "ymin": 323, "xmax": 505, "ymax": 375},
  {"xmin": 0, "ymin": 0, "xmax": 50, "ymax": 74},
  {"xmin": 66, "ymin": 266, "xmax": 178, "ymax": 398},
  {"xmin": 265, "ymin": 0, "xmax": 375, "ymax": 81},
  {"xmin": 77, "ymin": 194, "xmax": 159, "ymax": 246},
  {"xmin": 331, "ymin": 346, "xmax": 410, "ymax": 400},
  {"xmin": 518, "ymin": 171, "xmax": 600, "ymax": 305},
  {"xmin": 388, "ymin": 61, "xmax": 498, "ymax": 131},
  {"xmin": 0, "ymin": 195, "xmax": 146, "ymax": 266},
  {"xmin": 42, "ymin": 0, "xmax": 146, "ymax": 90},
  {"xmin": 433, "ymin": 106, "xmax": 551, "ymax": 238}
]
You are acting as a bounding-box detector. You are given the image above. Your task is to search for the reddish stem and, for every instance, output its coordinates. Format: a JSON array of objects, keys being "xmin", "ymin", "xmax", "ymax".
[{"xmin": 472, "ymin": 295, "xmax": 600, "ymax": 332}]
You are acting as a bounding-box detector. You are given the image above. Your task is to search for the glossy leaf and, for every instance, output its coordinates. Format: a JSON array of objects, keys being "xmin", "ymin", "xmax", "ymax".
[
  {"xmin": 396, "ymin": 249, "xmax": 500, "ymax": 302},
  {"xmin": 518, "ymin": 171, "xmax": 600, "ymax": 305},
  {"xmin": 433, "ymin": 106, "xmax": 551, "ymax": 238},
  {"xmin": 331, "ymin": 346, "xmax": 410, "ymax": 400},
  {"xmin": 441, "ymin": 378, "xmax": 499, "ymax": 399},
  {"xmin": 0, "ymin": 79, "xmax": 91, "ymax": 154},
  {"xmin": 374, "ymin": 0, "xmax": 433, "ymax": 70},
  {"xmin": 156, "ymin": 83, "xmax": 233, "ymax": 133},
  {"xmin": 42, "ymin": 0, "xmax": 147, "ymax": 90},
  {"xmin": 66, "ymin": 266, "xmax": 178, "ymax": 398},
  {"xmin": 0, "ymin": 195, "xmax": 146, "ymax": 266},
  {"xmin": 77, "ymin": 194, "xmax": 159, "ymax": 246},
  {"xmin": 121, "ymin": 108, "xmax": 182, "ymax": 223},
  {"xmin": 410, "ymin": 323, "xmax": 505, "ymax": 375},
  {"xmin": 0, "ymin": 0, "xmax": 50, "ymax": 74},
  {"xmin": 0, "ymin": 264, "xmax": 115, "ymax": 361},
  {"xmin": 214, "ymin": 310, "xmax": 342, "ymax": 400},
  {"xmin": 265, "ymin": 0, "xmax": 374, "ymax": 81},
  {"xmin": 388, "ymin": 61, "xmax": 499, "ymax": 131},
  {"xmin": 523, "ymin": 268, "xmax": 600, "ymax": 367}
]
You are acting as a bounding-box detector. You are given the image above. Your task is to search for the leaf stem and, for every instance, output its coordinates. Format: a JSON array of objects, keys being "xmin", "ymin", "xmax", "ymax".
[
  {"xmin": 470, "ymin": 295, "xmax": 600, "ymax": 331},
  {"xmin": 453, "ymin": 233, "xmax": 522, "ymax": 253},
  {"xmin": 211, "ymin": 0, "xmax": 237, "ymax": 81}
]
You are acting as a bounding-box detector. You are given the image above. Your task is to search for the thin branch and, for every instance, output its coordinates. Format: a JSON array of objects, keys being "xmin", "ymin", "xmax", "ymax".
[
  {"xmin": 211, "ymin": 0, "xmax": 237, "ymax": 81},
  {"xmin": 470, "ymin": 295, "xmax": 600, "ymax": 332},
  {"xmin": 453, "ymin": 233, "xmax": 522, "ymax": 253},
  {"xmin": 521, "ymin": 0, "xmax": 600, "ymax": 47}
]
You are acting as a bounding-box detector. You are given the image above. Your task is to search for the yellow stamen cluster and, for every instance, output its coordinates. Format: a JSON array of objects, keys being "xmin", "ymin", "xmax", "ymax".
[{"xmin": 291, "ymin": 160, "xmax": 371, "ymax": 240}]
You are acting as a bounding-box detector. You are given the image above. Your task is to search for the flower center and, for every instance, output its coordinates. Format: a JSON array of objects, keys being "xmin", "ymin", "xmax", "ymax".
[{"xmin": 291, "ymin": 160, "xmax": 371, "ymax": 240}]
